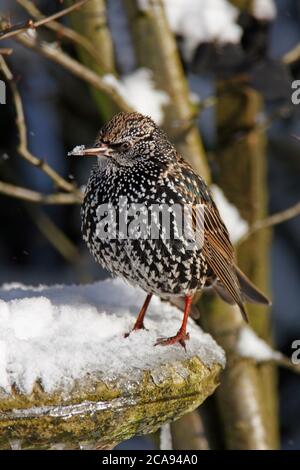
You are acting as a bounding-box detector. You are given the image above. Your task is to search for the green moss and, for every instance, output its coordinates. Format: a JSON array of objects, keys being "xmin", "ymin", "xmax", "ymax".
[{"xmin": 0, "ymin": 357, "xmax": 221, "ymax": 449}]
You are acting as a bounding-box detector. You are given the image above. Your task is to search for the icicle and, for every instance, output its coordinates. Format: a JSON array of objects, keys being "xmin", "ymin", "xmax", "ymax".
[
  {"xmin": 50, "ymin": 443, "xmax": 66, "ymax": 450},
  {"xmin": 9, "ymin": 439, "xmax": 22, "ymax": 450},
  {"xmin": 160, "ymin": 423, "xmax": 173, "ymax": 450}
]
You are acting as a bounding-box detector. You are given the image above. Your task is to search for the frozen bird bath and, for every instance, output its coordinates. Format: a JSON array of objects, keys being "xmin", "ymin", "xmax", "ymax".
[{"xmin": 0, "ymin": 279, "xmax": 225, "ymax": 449}]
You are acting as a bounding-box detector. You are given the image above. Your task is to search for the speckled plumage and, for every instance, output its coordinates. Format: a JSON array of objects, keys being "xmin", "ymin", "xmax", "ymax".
[
  {"xmin": 81, "ymin": 113, "xmax": 212, "ymax": 298},
  {"xmin": 79, "ymin": 112, "xmax": 270, "ymax": 345}
]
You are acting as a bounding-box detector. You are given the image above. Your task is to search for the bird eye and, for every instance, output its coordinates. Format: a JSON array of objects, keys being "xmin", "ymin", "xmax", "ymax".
[{"xmin": 120, "ymin": 141, "xmax": 131, "ymax": 151}]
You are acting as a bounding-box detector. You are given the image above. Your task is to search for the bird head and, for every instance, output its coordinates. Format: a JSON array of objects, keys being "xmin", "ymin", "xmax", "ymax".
[{"xmin": 73, "ymin": 112, "xmax": 167, "ymax": 167}]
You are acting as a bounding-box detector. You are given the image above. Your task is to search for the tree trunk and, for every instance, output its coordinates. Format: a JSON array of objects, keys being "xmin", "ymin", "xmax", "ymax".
[{"xmin": 206, "ymin": 75, "xmax": 279, "ymax": 449}]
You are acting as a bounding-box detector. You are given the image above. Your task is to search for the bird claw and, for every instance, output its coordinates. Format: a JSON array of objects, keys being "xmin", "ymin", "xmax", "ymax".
[
  {"xmin": 155, "ymin": 331, "xmax": 190, "ymax": 350},
  {"xmin": 124, "ymin": 323, "xmax": 148, "ymax": 338}
]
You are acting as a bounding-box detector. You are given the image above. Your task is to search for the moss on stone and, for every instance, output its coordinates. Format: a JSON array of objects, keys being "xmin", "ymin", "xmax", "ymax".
[{"xmin": 0, "ymin": 356, "xmax": 221, "ymax": 449}]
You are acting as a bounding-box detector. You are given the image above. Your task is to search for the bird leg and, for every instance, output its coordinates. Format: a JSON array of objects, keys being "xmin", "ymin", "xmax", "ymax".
[
  {"xmin": 124, "ymin": 293, "xmax": 152, "ymax": 338},
  {"xmin": 155, "ymin": 295, "xmax": 193, "ymax": 349}
]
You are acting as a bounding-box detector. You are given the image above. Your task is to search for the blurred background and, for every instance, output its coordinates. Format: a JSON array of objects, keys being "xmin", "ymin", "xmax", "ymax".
[{"xmin": 0, "ymin": 0, "xmax": 300, "ymax": 450}]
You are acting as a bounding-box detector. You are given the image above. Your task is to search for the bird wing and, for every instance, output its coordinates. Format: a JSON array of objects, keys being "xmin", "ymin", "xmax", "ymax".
[
  {"xmin": 197, "ymin": 198, "xmax": 247, "ymax": 321},
  {"xmin": 167, "ymin": 158, "xmax": 247, "ymax": 320}
]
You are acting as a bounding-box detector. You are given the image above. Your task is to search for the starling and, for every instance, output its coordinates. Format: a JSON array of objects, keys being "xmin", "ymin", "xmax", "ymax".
[{"xmin": 74, "ymin": 112, "xmax": 270, "ymax": 348}]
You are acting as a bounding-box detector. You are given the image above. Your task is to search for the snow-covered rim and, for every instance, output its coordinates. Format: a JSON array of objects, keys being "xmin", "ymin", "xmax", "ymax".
[{"xmin": 0, "ymin": 278, "xmax": 226, "ymax": 395}]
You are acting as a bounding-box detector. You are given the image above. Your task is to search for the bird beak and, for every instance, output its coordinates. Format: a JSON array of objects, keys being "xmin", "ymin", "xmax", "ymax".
[{"xmin": 81, "ymin": 143, "xmax": 112, "ymax": 158}]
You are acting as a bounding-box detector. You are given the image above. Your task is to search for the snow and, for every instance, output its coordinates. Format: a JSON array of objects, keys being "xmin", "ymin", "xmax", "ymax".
[
  {"xmin": 0, "ymin": 278, "xmax": 225, "ymax": 395},
  {"xmin": 25, "ymin": 28, "xmax": 37, "ymax": 40},
  {"xmin": 252, "ymin": 0, "xmax": 277, "ymax": 21},
  {"xmin": 67, "ymin": 145, "xmax": 85, "ymax": 156},
  {"xmin": 210, "ymin": 185, "xmax": 248, "ymax": 244},
  {"xmin": 163, "ymin": 0, "xmax": 242, "ymax": 59},
  {"xmin": 160, "ymin": 423, "xmax": 173, "ymax": 450},
  {"xmin": 236, "ymin": 326, "xmax": 282, "ymax": 362},
  {"xmin": 103, "ymin": 68, "xmax": 170, "ymax": 125},
  {"xmin": 137, "ymin": 0, "xmax": 150, "ymax": 11}
]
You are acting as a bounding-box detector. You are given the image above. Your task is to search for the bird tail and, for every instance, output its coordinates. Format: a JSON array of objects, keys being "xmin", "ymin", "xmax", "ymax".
[
  {"xmin": 212, "ymin": 265, "xmax": 271, "ymax": 321},
  {"xmin": 234, "ymin": 265, "xmax": 271, "ymax": 306}
]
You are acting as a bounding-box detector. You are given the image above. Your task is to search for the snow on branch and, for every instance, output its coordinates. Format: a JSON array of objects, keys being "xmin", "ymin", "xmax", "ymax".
[
  {"xmin": 236, "ymin": 327, "xmax": 282, "ymax": 363},
  {"xmin": 252, "ymin": 0, "xmax": 277, "ymax": 21},
  {"xmin": 103, "ymin": 69, "xmax": 170, "ymax": 125},
  {"xmin": 235, "ymin": 326, "xmax": 300, "ymax": 377},
  {"xmin": 163, "ymin": 0, "xmax": 242, "ymax": 60},
  {"xmin": 210, "ymin": 184, "xmax": 249, "ymax": 244}
]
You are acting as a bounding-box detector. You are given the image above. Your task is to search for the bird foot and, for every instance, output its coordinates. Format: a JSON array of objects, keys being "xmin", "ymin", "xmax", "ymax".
[
  {"xmin": 124, "ymin": 323, "xmax": 148, "ymax": 338},
  {"xmin": 155, "ymin": 331, "xmax": 190, "ymax": 350}
]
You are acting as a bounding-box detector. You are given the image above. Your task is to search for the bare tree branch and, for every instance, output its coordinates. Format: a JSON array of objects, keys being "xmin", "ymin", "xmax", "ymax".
[
  {"xmin": 0, "ymin": 180, "xmax": 82, "ymax": 205},
  {"xmin": 0, "ymin": 0, "xmax": 89, "ymax": 41},
  {"xmin": 282, "ymin": 43, "xmax": 300, "ymax": 65},
  {"xmin": 171, "ymin": 411, "xmax": 210, "ymax": 450},
  {"xmin": 275, "ymin": 355, "xmax": 300, "ymax": 375},
  {"xmin": 0, "ymin": 47, "xmax": 12, "ymax": 55},
  {"xmin": 244, "ymin": 353, "xmax": 300, "ymax": 376},
  {"xmin": 17, "ymin": 0, "xmax": 106, "ymax": 71},
  {"xmin": 15, "ymin": 32, "xmax": 132, "ymax": 113},
  {"xmin": 27, "ymin": 206, "xmax": 80, "ymax": 264},
  {"xmin": 0, "ymin": 55, "xmax": 83, "ymax": 201},
  {"xmin": 237, "ymin": 200, "xmax": 300, "ymax": 246}
]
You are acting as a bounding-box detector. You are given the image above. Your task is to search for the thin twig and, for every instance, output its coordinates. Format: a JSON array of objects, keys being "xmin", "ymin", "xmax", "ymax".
[
  {"xmin": 252, "ymin": 354, "xmax": 300, "ymax": 375},
  {"xmin": 0, "ymin": 180, "xmax": 82, "ymax": 204},
  {"xmin": 255, "ymin": 104, "xmax": 293, "ymax": 135},
  {"xmin": 0, "ymin": 0, "xmax": 89, "ymax": 41},
  {"xmin": 275, "ymin": 355, "xmax": 300, "ymax": 375},
  {"xmin": 27, "ymin": 206, "xmax": 80, "ymax": 264},
  {"xmin": 15, "ymin": 33, "xmax": 132, "ymax": 113},
  {"xmin": 0, "ymin": 47, "xmax": 13, "ymax": 55},
  {"xmin": 17, "ymin": 0, "xmax": 106, "ymax": 71},
  {"xmin": 282, "ymin": 43, "xmax": 300, "ymax": 65},
  {"xmin": 237, "ymin": 200, "xmax": 300, "ymax": 246},
  {"xmin": 0, "ymin": 55, "xmax": 83, "ymax": 201},
  {"xmin": 198, "ymin": 95, "xmax": 217, "ymax": 111},
  {"xmin": 240, "ymin": 351, "xmax": 300, "ymax": 375}
]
